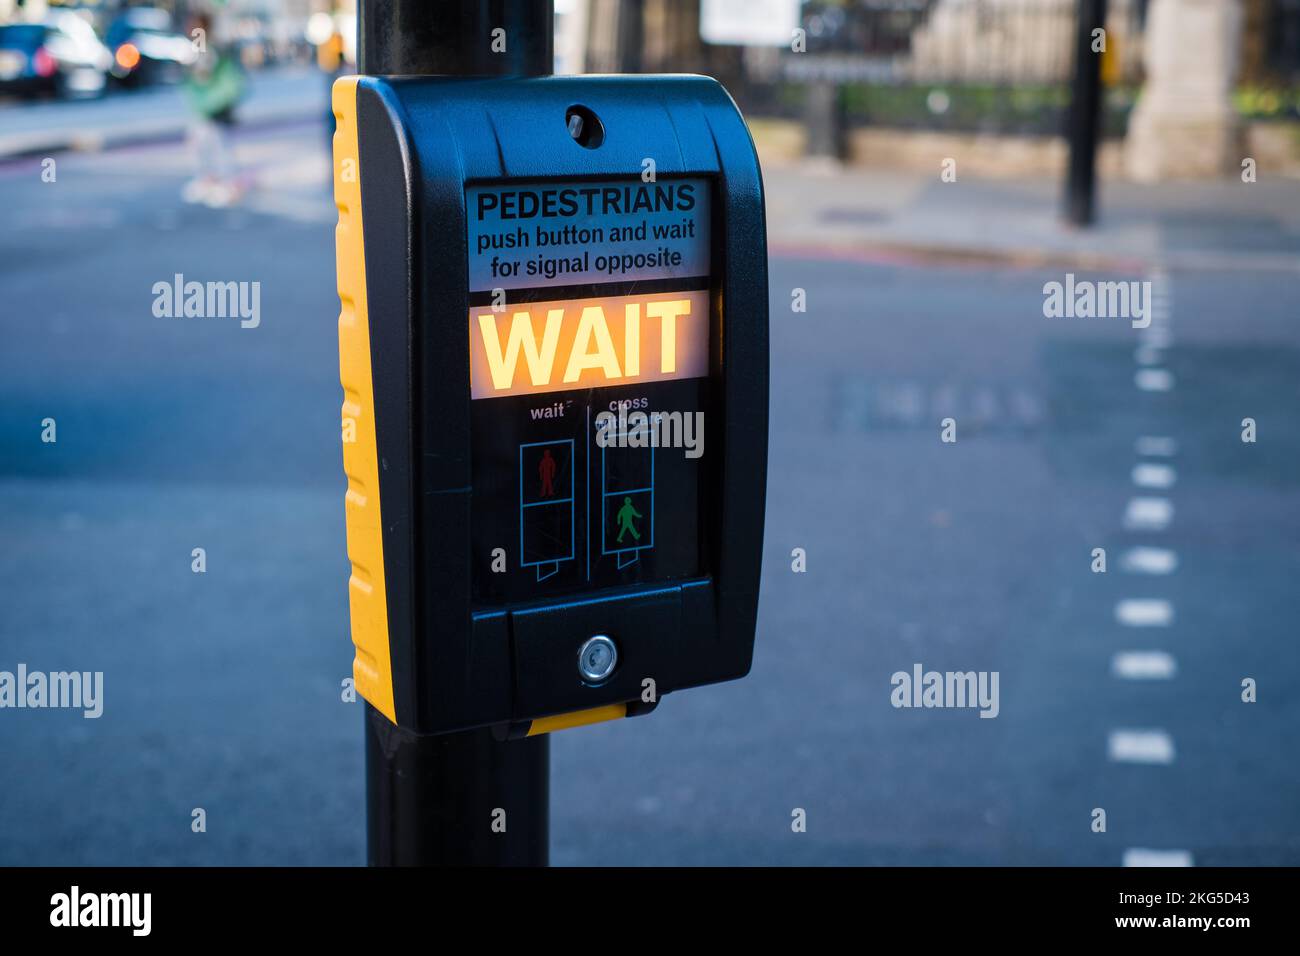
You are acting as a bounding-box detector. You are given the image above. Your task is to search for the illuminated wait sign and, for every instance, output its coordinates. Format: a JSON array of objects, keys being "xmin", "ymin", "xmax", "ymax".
[{"xmin": 469, "ymin": 290, "xmax": 709, "ymax": 399}]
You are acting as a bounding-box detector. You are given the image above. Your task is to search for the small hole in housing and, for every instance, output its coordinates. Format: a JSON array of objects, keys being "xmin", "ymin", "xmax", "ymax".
[{"xmin": 565, "ymin": 105, "xmax": 604, "ymax": 149}]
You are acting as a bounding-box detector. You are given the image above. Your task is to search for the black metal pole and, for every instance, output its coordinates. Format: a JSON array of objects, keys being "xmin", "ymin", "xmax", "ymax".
[
  {"xmin": 805, "ymin": 79, "xmax": 847, "ymax": 162},
  {"xmin": 365, "ymin": 704, "xmax": 549, "ymax": 866},
  {"xmin": 358, "ymin": 0, "xmax": 554, "ymax": 76},
  {"xmin": 1063, "ymin": 0, "xmax": 1107, "ymax": 226},
  {"xmin": 357, "ymin": 0, "xmax": 554, "ymax": 867},
  {"xmin": 616, "ymin": 0, "xmax": 645, "ymax": 73}
]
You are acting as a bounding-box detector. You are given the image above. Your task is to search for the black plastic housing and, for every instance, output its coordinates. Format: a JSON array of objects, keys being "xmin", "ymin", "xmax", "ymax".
[{"xmin": 354, "ymin": 74, "xmax": 768, "ymax": 735}]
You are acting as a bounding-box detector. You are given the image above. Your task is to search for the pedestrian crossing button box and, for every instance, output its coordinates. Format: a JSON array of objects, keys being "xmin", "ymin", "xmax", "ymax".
[{"xmin": 333, "ymin": 73, "xmax": 768, "ymax": 736}]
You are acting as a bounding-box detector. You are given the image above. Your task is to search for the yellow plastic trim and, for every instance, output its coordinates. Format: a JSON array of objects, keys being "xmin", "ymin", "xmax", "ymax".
[
  {"xmin": 526, "ymin": 703, "xmax": 629, "ymax": 737},
  {"xmin": 333, "ymin": 75, "xmax": 397, "ymax": 724}
]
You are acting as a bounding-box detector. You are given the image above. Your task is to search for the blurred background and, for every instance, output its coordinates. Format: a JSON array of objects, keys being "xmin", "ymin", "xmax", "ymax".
[{"xmin": 1, "ymin": 0, "xmax": 1298, "ymax": 865}]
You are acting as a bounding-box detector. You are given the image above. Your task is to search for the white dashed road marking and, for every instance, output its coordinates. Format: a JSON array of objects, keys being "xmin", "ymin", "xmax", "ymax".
[
  {"xmin": 1116, "ymin": 599, "xmax": 1174, "ymax": 627},
  {"xmin": 1123, "ymin": 497, "xmax": 1174, "ymax": 531},
  {"xmin": 1112, "ymin": 272, "xmax": 1184, "ymax": 865},
  {"xmin": 1140, "ymin": 327, "xmax": 1172, "ymax": 350},
  {"xmin": 1112, "ymin": 651, "xmax": 1177, "ymax": 680},
  {"xmin": 1132, "ymin": 463, "xmax": 1177, "ymax": 489},
  {"xmin": 1123, "ymin": 848, "xmax": 1194, "ymax": 867},
  {"xmin": 1135, "ymin": 436, "xmax": 1177, "ymax": 457},
  {"xmin": 1120, "ymin": 547, "xmax": 1179, "ymax": 575},
  {"xmin": 1136, "ymin": 368, "xmax": 1175, "ymax": 392},
  {"xmin": 1108, "ymin": 729, "xmax": 1176, "ymax": 764}
]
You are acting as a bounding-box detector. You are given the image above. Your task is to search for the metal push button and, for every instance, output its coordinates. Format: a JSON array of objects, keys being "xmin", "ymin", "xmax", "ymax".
[{"xmin": 578, "ymin": 634, "xmax": 618, "ymax": 683}]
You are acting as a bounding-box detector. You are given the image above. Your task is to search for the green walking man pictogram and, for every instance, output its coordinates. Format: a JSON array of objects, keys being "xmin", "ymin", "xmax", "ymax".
[{"xmin": 615, "ymin": 496, "xmax": 642, "ymax": 544}]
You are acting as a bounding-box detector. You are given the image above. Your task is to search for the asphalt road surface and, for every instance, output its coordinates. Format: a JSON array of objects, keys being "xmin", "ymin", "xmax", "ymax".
[{"xmin": 2, "ymin": 120, "xmax": 1297, "ymax": 866}]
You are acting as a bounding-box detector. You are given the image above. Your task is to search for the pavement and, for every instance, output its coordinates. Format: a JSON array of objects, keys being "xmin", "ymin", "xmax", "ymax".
[
  {"xmin": 763, "ymin": 162, "xmax": 1300, "ymax": 274},
  {"xmin": 0, "ymin": 66, "xmax": 325, "ymax": 159},
  {"xmin": 2, "ymin": 97, "xmax": 1299, "ymax": 866}
]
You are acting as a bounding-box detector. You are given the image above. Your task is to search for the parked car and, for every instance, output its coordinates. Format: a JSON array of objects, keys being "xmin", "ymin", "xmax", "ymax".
[
  {"xmin": 0, "ymin": 15, "xmax": 112, "ymax": 99},
  {"xmin": 105, "ymin": 7, "xmax": 197, "ymax": 87}
]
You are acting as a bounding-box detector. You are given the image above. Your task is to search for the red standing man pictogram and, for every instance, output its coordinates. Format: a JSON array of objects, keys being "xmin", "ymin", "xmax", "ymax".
[{"xmin": 539, "ymin": 448, "xmax": 557, "ymax": 498}]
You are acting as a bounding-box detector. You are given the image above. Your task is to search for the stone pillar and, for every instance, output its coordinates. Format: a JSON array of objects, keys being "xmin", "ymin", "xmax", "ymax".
[{"xmin": 1125, "ymin": 0, "xmax": 1243, "ymax": 180}]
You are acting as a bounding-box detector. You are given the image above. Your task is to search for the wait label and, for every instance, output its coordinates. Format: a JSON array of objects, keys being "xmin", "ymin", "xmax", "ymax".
[{"xmin": 469, "ymin": 290, "xmax": 710, "ymax": 400}]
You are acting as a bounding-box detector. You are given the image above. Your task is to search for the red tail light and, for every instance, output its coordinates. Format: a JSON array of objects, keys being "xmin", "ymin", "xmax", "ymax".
[{"xmin": 33, "ymin": 47, "xmax": 57, "ymax": 77}]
